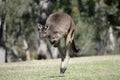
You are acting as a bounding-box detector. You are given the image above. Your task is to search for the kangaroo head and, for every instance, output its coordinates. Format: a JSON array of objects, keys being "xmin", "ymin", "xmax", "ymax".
[{"xmin": 38, "ymin": 24, "xmax": 49, "ymax": 38}]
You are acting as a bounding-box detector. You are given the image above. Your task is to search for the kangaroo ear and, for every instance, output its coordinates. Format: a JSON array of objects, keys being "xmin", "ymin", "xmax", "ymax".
[{"xmin": 38, "ymin": 24, "xmax": 42, "ymax": 31}]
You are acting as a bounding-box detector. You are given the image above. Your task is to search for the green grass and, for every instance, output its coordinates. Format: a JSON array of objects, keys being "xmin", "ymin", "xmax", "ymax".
[{"xmin": 0, "ymin": 55, "xmax": 120, "ymax": 80}]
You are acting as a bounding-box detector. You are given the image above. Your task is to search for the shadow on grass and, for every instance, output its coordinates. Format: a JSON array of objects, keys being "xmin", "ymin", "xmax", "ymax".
[{"xmin": 43, "ymin": 74, "xmax": 65, "ymax": 79}]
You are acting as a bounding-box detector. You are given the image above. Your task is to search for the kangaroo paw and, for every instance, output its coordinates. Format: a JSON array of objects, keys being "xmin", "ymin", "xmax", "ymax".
[{"xmin": 60, "ymin": 68, "xmax": 67, "ymax": 74}]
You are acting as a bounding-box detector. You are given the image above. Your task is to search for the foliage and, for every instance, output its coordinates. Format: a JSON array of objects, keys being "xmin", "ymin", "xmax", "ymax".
[
  {"xmin": 3, "ymin": 0, "xmax": 38, "ymax": 60},
  {"xmin": 0, "ymin": 0, "xmax": 120, "ymax": 60},
  {"xmin": 76, "ymin": 0, "xmax": 120, "ymax": 55}
]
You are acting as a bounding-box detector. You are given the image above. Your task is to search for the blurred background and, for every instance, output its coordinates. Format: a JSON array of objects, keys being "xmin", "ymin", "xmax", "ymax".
[{"xmin": 0, "ymin": 0, "xmax": 120, "ymax": 63}]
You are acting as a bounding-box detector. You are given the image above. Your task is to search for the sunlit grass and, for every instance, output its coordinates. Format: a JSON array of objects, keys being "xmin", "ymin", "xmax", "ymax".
[{"xmin": 0, "ymin": 55, "xmax": 120, "ymax": 80}]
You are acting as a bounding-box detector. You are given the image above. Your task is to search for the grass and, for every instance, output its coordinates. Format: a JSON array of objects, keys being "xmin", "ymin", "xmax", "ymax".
[{"xmin": 0, "ymin": 55, "xmax": 120, "ymax": 80}]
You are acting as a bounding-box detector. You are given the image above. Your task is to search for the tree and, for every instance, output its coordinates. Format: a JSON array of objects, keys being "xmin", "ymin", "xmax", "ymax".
[
  {"xmin": 4, "ymin": 0, "xmax": 38, "ymax": 61},
  {"xmin": 0, "ymin": 0, "xmax": 7, "ymax": 63},
  {"xmin": 77, "ymin": 0, "xmax": 120, "ymax": 54}
]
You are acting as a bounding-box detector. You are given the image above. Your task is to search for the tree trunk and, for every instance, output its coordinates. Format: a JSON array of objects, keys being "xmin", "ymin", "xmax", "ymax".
[
  {"xmin": 23, "ymin": 37, "xmax": 31, "ymax": 60},
  {"xmin": 50, "ymin": 46, "xmax": 59, "ymax": 59},
  {"xmin": 0, "ymin": 47, "xmax": 6, "ymax": 64},
  {"xmin": 9, "ymin": 24, "xmax": 22, "ymax": 62},
  {"xmin": 9, "ymin": 46, "xmax": 22, "ymax": 62},
  {"xmin": 37, "ymin": 39, "xmax": 51, "ymax": 59},
  {"xmin": 108, "ymin": 26, "xmax": 115, "ymax": 51},
  {"xmin": 100, "ymin": 26, "xmax": 116, "ymax": 54},
  {"xmin": 0, "ymin": 14, "xmax": 7, "ymax": 63}
]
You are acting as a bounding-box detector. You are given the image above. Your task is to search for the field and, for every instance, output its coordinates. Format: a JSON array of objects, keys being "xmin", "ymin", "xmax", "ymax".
[{"xmin": 0, "ymin": 55, "xmax": 120, "ymax": 80}]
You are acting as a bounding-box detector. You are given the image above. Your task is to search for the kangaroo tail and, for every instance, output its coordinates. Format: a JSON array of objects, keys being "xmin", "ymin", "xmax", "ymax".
[{"xmin": 71, "ymin": 40, "xmax": 80, "ymax": 53}]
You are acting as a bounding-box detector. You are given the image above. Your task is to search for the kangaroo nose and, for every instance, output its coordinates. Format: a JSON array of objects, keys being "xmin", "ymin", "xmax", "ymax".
[{"xmin": 43, "ymin": 34, "xmax": 46, "ymax": 37}]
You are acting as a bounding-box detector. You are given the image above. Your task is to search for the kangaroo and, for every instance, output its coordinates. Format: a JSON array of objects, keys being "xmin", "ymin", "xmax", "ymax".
[{"xmin": 38, "ymin": 12, "xmax": 79, "ymax": 74}]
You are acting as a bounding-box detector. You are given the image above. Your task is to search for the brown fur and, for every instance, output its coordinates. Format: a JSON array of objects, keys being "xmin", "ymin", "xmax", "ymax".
[{"xmin": 38, "ymin": 13, "xmax": 79, "ymax": 73}]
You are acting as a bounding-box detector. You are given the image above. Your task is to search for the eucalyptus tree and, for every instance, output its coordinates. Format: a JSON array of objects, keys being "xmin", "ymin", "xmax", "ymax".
[
  {"xmin": 77, "ymin": 0, "xmax": 120, "ymax": 54},
  {"xmin": 0, "ymin": 0, "xmax": 7, "ymax": 63}
]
